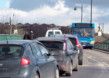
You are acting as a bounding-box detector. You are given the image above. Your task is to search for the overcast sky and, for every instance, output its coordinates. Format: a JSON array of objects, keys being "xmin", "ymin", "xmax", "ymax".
[{"xmin": 0, "ymin": 0, "xmax": 109, "ymax": 33}]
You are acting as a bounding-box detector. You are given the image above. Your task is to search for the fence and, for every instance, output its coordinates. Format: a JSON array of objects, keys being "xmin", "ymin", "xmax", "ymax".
[
  {"xmin": 0, "ymin": 34, "xmax": 23, "ymax": 41},
  {"xmin": 94, "ymin": 42, "xmax": 109, "ymax": 52}
]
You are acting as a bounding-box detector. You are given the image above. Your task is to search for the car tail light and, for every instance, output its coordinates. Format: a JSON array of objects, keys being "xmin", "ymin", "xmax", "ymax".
[
  {"xmin": 76, "ymin": 39, "xmax": 81, "ymax": 48},
  {"xmin": 20, "ymin": 57, "xmax": 30, "ymax": 66},
  {"xmin": 63, "ymin": 42, "xmax": 67, "ymax": 51}
]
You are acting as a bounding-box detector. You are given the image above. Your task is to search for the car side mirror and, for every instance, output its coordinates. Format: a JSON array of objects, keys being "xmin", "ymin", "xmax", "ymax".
[
  {"xmin": 71, "ymin": 45, "xmax": 78, "ymax": 51},
  {"xmin": 74, "ymin": 46, "xmax": 78, "ymax": 50},
  {"xmin": 44, "ymin": 53, "xmax": 51, "ymax": 57},
  {"xmin": 47, "ymin": 53, "xmax": 51, "ymax": 56}
]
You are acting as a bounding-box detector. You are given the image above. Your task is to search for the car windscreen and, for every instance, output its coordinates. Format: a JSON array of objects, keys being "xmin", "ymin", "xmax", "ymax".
[
  {"xmin": 0, "ymin": 45, "xmax": 23, "ymax": 59},
  {"xmin": 40, "ymin": 41, "xmax": 63, "ymax": 50}
]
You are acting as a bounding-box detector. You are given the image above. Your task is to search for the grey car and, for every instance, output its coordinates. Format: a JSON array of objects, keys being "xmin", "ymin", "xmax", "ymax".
[
  {"xmin": 0, "ymin": 40, "xmax": 59, "ymax": 78},
  {"xmin": 55, "ymin": 34, "xmax": 83, "ymax": 65},
  {"xmin": 37, "ymin": 37, "xmax": 78, "ymax": 76}
]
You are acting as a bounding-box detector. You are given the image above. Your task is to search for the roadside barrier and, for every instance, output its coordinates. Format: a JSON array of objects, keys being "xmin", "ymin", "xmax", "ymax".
[{"xmin": 94, "ymin": 42, "xmax": 109, "ymax": 52}]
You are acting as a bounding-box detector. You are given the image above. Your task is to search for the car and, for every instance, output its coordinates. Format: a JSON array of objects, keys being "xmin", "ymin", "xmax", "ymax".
[
  {"xmin": 37, "ymin": 37, "xmax": 78, "ymax": 76},
  {"xmin": 45, "ymin": 29, "xmax": 62, "ymax": 37},
  {"xmin": 55, "ymin": 34, "xmax": 83, "ymax": 65},
  {"xmin": 0, "ymin": 40, "xmax": 59, "ymax": 78}
]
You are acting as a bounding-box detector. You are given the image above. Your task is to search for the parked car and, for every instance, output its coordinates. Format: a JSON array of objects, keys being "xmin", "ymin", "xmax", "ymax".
[
  {"xmin": 37, "ymin": 37, "xmax": 78, "ymax": 76},
  {"xmin": 55, "ymin": 34, "xmax": 83, "ymax": 65},
  {"xmin": 0, "ymin": 40, "xmax": 59, "ymax": 78}
]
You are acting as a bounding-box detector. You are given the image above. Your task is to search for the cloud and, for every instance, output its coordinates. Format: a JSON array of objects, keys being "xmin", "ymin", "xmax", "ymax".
[
  {"xmin": 0, "ymin": 0, "xmax": 69, "ymax": 24},
  {"xmin": 29, "ymin": 0, "xmax": 69, "ymax": 17},
  {"xmin": 0, "ymin": 0, "xmax": 109, "ymax": 33},
  {"xmin": 10, "ymin": 0, "xmax": 58, "ymax": 11},
  {"xmin": 9, "ymin": 0, "xmax": 109, "ymax": 11},
  {"xmin": 64, "ymin": 0, "xmax": 109, "ymax": 9}
]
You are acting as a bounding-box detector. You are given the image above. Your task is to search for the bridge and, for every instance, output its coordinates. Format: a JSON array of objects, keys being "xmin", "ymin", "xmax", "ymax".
[{"xmin": 94, "ymin": 33, "xmax": 109, "ymax": 52}]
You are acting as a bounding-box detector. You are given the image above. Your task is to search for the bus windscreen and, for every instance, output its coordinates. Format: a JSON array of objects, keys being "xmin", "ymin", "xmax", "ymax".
[
  {"xmin": 72, "ymin": 23, "xmax": 94, "ymax": 28},
  {"xmin": 73, "ymin": 28, "xmax": 94, "ymax": 37}
]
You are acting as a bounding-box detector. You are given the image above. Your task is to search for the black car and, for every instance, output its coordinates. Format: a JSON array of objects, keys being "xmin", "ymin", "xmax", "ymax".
[
  {"xmin": 0, "ymin": 40, "xmax": 59, "ymax": 78},
  {"xmin": 37, "ymin": 37, "xmax": 78, "ymax": 76},
  {"xmin": 55, "ymin": 34, "xmax": 83, "ymax": 65}
]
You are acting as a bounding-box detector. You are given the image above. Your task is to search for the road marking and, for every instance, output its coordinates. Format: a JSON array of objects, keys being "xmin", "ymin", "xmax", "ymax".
[{"xmin": 86, "ymin": 54, "xmax": 109, "ymax": 67}]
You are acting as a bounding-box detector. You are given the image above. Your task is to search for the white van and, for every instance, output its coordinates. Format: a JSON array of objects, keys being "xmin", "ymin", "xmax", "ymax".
[{"xmin": 45, "ymin": 29, "xmax": 62, "ymax": 37}]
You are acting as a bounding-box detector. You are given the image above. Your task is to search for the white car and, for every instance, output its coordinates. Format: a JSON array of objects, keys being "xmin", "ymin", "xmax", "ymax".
[{"xmin": 45, "ymin": 29, "xmax": 62, "ymax": 37}]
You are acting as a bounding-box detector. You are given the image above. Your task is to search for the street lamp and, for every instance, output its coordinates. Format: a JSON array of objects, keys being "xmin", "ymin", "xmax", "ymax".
[
  {"xmin": 74, "ymin": 0, "xmax": 83, "ymax": 23},
  {"xmin": 90, "ymin": 0, "xmax": 93, "ymax": 24}
]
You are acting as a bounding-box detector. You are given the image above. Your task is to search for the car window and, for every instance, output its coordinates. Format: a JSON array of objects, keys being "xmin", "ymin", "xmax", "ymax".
[
  {"xmin": 24, "ymin": 44, "xmax": 33, "ymax": 58},
  {"xmin": 55, "ymin": 31, "xmax": 61, "ymax": 35},
  {"xmin": 0, "ymin": 45, "xmax": 23, "ymax": 59},
  {"xmin": 37, "ymin": 44, "xmax": 49, "ymax": 55},
  {"xmin": 67, "ymin": 39, "xmax": 74, "ymax": 50},
  {"xmin": 30, "ymin": 43, "xmax": 42, "ymax": 57},
  {"xmin": 48, "ymin": 31, "xmax": 54, "ymax": 37},
  {"xmin": 69, "ymin": 38, "xmax": 77, "ymax": 46}
]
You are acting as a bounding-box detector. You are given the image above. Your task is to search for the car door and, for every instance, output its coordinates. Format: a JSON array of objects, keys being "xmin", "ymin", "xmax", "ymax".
[
  {"xmin": 67, "ymin": 39, "xmax": 78, "ymax": 67},
  {"xmin": 37, "ymin": 43, "xmax": 56, "ymax": 78},
  {"xmin": 29, "ymin": 43, "xmax": 48, "ymax": 78}
]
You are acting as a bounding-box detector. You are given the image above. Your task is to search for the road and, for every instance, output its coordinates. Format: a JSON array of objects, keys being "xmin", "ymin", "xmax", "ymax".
[{"xmin": 61, "ymin": 49, "xmax": 109, "ymax": 78}]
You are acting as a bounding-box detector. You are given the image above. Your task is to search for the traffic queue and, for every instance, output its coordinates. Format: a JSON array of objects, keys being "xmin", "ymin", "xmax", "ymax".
[{"xmin": 0, "ymin": 30, "xmax": 83, "ymax": 78}]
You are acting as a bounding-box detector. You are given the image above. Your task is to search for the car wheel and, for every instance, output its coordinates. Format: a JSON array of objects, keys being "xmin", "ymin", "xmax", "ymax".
[
  {"xmin": 79, "ymin": 59, "xmax": 83, "ymax": 65},
  {"xmin": 73, "ymin": 64, "xmax": 78, "ymax": 71},
  {"xmin": 31, "ymin": 71, "xmax": 40, "ymax": 78},
  {"xmin": 66, "ymin": 62, "xmax": 72, "ymax": 76},
  {"xmin": 55, "ymin": 67, "xmax": 59, "ymax": 78}
]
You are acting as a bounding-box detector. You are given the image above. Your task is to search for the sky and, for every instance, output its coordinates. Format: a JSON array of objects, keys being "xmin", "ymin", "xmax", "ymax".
[{"xmin": 0, "ymin": 0, "xmax": 109, "ymax": 33}]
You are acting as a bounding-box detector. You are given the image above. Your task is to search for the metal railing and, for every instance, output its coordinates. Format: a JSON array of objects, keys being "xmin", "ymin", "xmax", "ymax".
[{"xmin": 94, "ymin": 42, "xmax": 109, "ymax": 52}]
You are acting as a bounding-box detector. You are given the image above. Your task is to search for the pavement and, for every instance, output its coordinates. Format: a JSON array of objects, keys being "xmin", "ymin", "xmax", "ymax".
[{"xmin": 61, "ymin": 49, "xmax": 109, "ymax": 78}]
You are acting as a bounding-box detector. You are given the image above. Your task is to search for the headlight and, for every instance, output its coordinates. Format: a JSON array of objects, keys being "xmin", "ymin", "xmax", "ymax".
[{"xmin": 90, "ymin": 41, "xmax": 95, "ymax": 44}]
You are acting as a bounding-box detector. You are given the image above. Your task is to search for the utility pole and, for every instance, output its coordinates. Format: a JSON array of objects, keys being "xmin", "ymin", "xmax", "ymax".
[
  {"xmin": 80, "ymin": 0, "xmax": 83, "ymax": 23},
  {"xmin": 90, "ymin": 0, "xmax": 93, "ymax": 23},
  {"xmin": 9, "ymin": 17, "xmax": 12, "ymax": 34},
  {"xmin": 9, "ymin": 14, "xmax": 14, "ymax": 34}
]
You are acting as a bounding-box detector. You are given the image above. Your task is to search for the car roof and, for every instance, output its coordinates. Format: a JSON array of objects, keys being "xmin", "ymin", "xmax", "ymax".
[
  {"xmin": 0, "ymin": 40, "xmax": 40, "ymax": 45},
  {"xmin": 37, "ymin": 37, "xmax": 68, "ymax": 42},
  {"xmin": 54, "ymin": 34, "xmax": 78, "ymax": 39}
]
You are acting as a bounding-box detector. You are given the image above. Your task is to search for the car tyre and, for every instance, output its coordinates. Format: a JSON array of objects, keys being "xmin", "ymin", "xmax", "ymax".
[
  {"xmin": 79, "ymin": 59, "xmax": 83, "ymax": 65},
  {"xmin": 73, "ymin": 64, "xmax": 78, "ymax": 71},
  {"xmin": 31, "ymin": 71, "xmax": 40, "ymax": 78},
  {"xmin": 66, "ymin": 62, "xmax": 72, "ymax": 76}
]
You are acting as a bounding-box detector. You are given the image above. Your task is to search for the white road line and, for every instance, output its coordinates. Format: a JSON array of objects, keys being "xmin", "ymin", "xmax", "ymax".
[{"xmin": 86, "ymin": 54, "xmax": 109, "ymax": 67}]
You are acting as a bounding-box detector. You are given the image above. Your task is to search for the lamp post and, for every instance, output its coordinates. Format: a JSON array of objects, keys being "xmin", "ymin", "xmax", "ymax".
[
  {"xmin": 81, "ymin": 1, "xmax": 83, "ymax": 23},
  {"xmin": 90, "ymin": 0, "xmax": 93, "ymax": 24},
  {"xmin": 74, "ymin": 0, "xmax": 83, "ymax": 23}
]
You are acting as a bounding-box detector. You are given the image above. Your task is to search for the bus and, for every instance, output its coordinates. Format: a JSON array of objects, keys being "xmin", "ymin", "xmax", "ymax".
[{"xmin": 71, "ymin": 23, "xmax": 95, "ymax": 49}]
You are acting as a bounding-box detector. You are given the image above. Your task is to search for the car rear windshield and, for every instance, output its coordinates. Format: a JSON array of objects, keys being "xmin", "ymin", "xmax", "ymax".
[
  {"xmin": 48, "ymin": 32, "xmax": 54, "ymax": 37},
  {"xmin": 40, "ymin": 41, "xmax": 63, "ymax": 50},
  {"xmin": 0, "ymin": 45, "xmax": 23, "ymax": 59}
]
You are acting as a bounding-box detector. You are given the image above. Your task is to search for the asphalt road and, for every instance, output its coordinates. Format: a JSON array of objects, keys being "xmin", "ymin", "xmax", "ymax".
[{"xmin": 61, "ymin": 49, "xmax": 109, "ymax": 78}]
